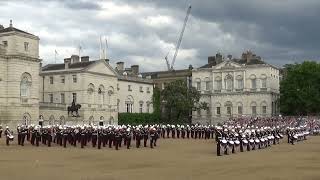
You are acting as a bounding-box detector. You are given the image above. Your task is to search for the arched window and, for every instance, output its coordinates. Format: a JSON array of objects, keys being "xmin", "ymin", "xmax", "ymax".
[
  {"xmin": 59, "ymin": 116, "xmax": 65, "ymax": 125},
  {"xmin": 236, "ymin": 75, "xmax": 243, "ymax": 90},
  {"xmin": 225, "ymin": 75, "xmax": 233, "ymax": 91},
  {"xmin": 49, "ymin": 115, "xmax": 55, "ymax": 125},
  {"xmin": 139, "ymin": 101, "xmax": 144, "ymax": 113},
  {"xmin": 215, "ymin": 76, "xmax": 222, "ymax": 91},
  {"xmin": 204, "ymin": 77, "xmax": 211, "ymax": 91},
  {"xmin": 250, "ymin": 74, "xmax": 257, "ymax": 89},
  {"xmin": 251, "ymin": 101, "xmax": 257, "ymax": 116},
  {"xmin": 89, "ymin": 116, "xmax": 94, "ymax": 125},
  {"xmin": 98, "ymin": 85, "xmax": 105, "ymax": 105},
  {"xmin": 87, "ymin": 83, "xmax": 95, "ymax": 105},
  {"xmin": 237, "ymin": 102, "xmax": 243, "ymax": 115},
  {"xmin": 146, "ymin": 101, "xmax": 151, "ymax": 113},
  {"xmin": 215, "ymin": 102, "xmax": 221, "ymax": 116},
  {"xmin": 260, "ymin": 74, "xmax": 267, "ymax": 89},
  {"xmin": 260, "ymin": 101, "xmax": 267, "ymax": 115},
  {"xmin": 195, "ymin": 78, "xmax": 201, "ymax": 90},
  {"xmin": 125, "ymin": 95, "xmax": 134, "ymax": 113},
  {"xmin": 22, "ymin": 113, "xmax": 31, "ymax": 125},
  {"xmin": 224, "ymin": 101, "xmax": 233, "ymax": 116},
  {"xmin": 20, "ymin": 73, "xmax": 32, "ymax": 97}
]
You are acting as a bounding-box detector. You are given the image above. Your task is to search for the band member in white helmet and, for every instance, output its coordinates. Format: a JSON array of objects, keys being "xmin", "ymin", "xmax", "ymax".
[{"xmin": 4, "ymin": 126, "xmax": 13, "ymax": 146}]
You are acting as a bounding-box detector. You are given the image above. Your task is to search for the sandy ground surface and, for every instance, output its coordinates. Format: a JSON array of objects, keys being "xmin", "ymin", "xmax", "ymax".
[{"xmin": 0, "ymin": 136, "xmax": 319, "ymax": 180}]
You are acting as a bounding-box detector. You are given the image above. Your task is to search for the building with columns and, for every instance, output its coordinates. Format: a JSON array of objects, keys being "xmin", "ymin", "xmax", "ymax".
[
  {"xmin": 0, "ymin": 21, "xmax": 41, "ymax": 127},
  {"xmin": 192, "ymin": 52, "xmax": 280, "ymax": 124},
  {"xmin": 0, "ymin": 22, "xmax": 153, "ymax": 128}
]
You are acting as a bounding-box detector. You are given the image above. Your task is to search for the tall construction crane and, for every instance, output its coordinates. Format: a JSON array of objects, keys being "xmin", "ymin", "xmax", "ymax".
[{"xmin": 165, "ymin": 5, "xmax": 191, "ymax": 71}]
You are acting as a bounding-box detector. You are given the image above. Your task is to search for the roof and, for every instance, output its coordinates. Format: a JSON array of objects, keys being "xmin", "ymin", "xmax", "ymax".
[
  {"xmin": 141, "ymin": 69, "xmax": 191, "ymax": 76},
  {"xmin": 42, "ymin": 61, "xmax": 96, "ymax": 71},
  {"xmin": 0, "ymin": 26, "xmax": 35, "ymax": 36},
  {"xmin": 199, "ymin": 58, "xmax": 266, "ymax": 69}
]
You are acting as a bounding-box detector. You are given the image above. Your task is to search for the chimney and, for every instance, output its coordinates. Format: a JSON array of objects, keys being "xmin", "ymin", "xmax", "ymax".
[
  {"xmin": 71, "ymin": 55, "xmax": 79, "ymax": 64},
  {"xmin": 245, "ymin": 50, "xmax": 253, "ymax": 63},
  {"xmin": 9, "ymin": 20, "xmax": 13, "ymax": 28},
  {"xmin": 227, "ymin": 54, "xmax": 232, "ymax": 60},
  {"xmin": 131, "ymin": 65, "xmax": 139, "ymax": 75},
  {"xmin": 64, "ymin": 58, "xmax": 71, "ymax": 69},
  {"xmin": 216, "ymin": 53, "xmax": 223, "ymax": 64},
  {"xmin": 208, "ymin": 56, "xmax": 216, "ymax": 65},
  {"xmin": 116, "ymin": 61, "xmax": 124, "ymax": 71},
  {"xmin": 0, "ymin": 24, "xmax": 4, "ymax": 30},
  {"xmin": 81, "ymin": 56, "xmax": 89, "ymax": 62}
]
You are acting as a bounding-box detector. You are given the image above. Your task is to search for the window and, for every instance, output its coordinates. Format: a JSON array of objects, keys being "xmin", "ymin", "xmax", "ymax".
[
  {"xmin": 252, "ymin": 106, "xmax": 257, "ymax": 115},
  {"xmin": 128, "ymin": 85, "xmax": 132, "ymax": 91},
  {"xmin": 225, "ymin": 75, "xmax": 233, "ymax": 91},
  {"xmin": 126, "ymin": 103, "xmax": 133, "ymax": 113},
  {"xmin": 261, "ymin": 78, "xmax": 267, "ymax": 88},
  {"xmin": 61, "ymin": 93, "xmax": 65, "ymax": 104},
  {"xmin": 262, "ymin": 106, "xmax": 267, "ymax": 114},
  {"xmin": 205, "ymin": 81, "xmax": 210, "ymax": 91},
  {"xmin": 227, "ymin": 107, "xmax": 232, "ymax": 115},
  {"xmin": 139, "ymin": 86, "xmax": 143, "ymax": 92},
  {"xmin": 237, "ymin": 79, "xmax": 243, "ymax": 89},
  {"xmin": 147, "ymin": 87, "xmax": 150, "ymax": 93},
  {"xmin": 215, "ymin": 80, "xmax": 222, "ymax": 90},
  {"xmin": 139, "ymin": 103, "xmax": 143, "ymax": 113},
  {"xmin": 251, "ymin": 79, "xmax": 256, "ymax": 89},
  {"xmin": 24, "ymin": 42, "xmax": 29, "ymax": 51},
  {"xmin": 216, "ymin": 107, "xmax": 221, "ymax": 115},
  {"xmin": 197, "ymin": 109, "xmax": 201, "ymax": 117},
  {"xmin": 72, "ymin": 93, "xmax": 77, "ymax": 103},
  {"xmin": 238, "ymin": 106, "xmax": 243, "ymax": 115},
  {"xmin": 72, "ymin": 75, "xmax": 77, "ymax": 83},
  {"xmin": 61, "ymin": 76, "xmax": 65, "ymax": 83},
  {"xmin": 49, "ymin": 94, "xmax": 53, "ymax": 103},
  {"xmin": 147, "ymin": 103, "xmax": 150, "ymax": 113},
  {"xmin": 196, "ymin": 82, "xmax": 201, "ymax": 90},
  {"xmin": 3, "ymin": 41, "xmax": 8, "ymax": 47},
  {"xmin": 49, "ymin": 76, "xmax": 54, "ymax": 84},
  {"xmin": 20, "ymin": 73, "xmax": 31, "ymax": 97}
]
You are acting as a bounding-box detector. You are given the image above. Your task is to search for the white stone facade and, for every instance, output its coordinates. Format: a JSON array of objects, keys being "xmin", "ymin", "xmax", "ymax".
[
  {"xmin": 192, "ymin": 60, "xmax": 280, "ymax": 125},
  {"xmin": 0, "ymin": 25, "xmax": 41, "ymax": 128},
  {"xmin": 117, "ymin": 76, "xmax": 154, "ymax": 114}
]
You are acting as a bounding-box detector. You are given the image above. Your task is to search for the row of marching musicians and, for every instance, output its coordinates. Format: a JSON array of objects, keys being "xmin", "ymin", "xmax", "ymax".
[
  {"xmin": 215, "ymin": 126, "xmax": 285, "ymax": 156},
  {"xmin": 158, "ymin": 124, "xmax": 215, "ymax": 139},
  {"xmin": 286, "ymin": 126, "xmax": 309, "ymax": 145},
  {"xmin": 2, "ymin": 124, "xmax": 159, "ymax": 150}
]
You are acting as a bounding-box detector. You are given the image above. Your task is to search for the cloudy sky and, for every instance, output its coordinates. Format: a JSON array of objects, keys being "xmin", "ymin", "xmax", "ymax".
[{"xmin": 1, "ymin": 0, "xmax": 319, "ymax": 72}]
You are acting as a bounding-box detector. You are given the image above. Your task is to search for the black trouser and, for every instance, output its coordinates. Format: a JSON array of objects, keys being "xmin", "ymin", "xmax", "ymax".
[
  {"xmin": 177, "ymin": 131, "xmax": 180, "ymax": 138},
  {"xmin": 81, "ymin": 135, "xmax": 85, "ymax": 148},
  {"xmin": 136, "ymin": 137, "xmax": 141, "ymax": 148},
  {"xmin": 150, "ymin": 137, "xmax": 155, "ymax": 148},
  {"xmin": 217, "ymin": 142, "xmax": 221, "ymax": 156},
  {"xmin": 31, "ymin": 133, "xmax": 36, "ymax": 145},
  {"xmin": 63, "ymin": 135, "xmax": 68, "ymax": 148},
  {"xmin": 36, "ymin": 136, "xmax": 41, "ymax": 147},
  {"xmin": 126, "ymin": 137, "xmax": 131, "ymax": 149},
  {"xmin": 6, "ymin": 137, "xmax": 10, "ymax": 146},
  {"xmin": 144, "ymin": 136, "xmax": 148, "ymax": 147},
  {"xmin": 166, "ymin": 130, "xmax": 170, "ymax": 138},
  {"xmin": 240, "ymin": 142, "xmax": 244, "ymax": 152},
  {"xmin": 172, "ymin": 131, "xmax": 175, "ymax": 138},
  {"xmin": 92, "ymin": 135, "xmax": 97, "ymax": 148},
  {"xmin": 47, "ymin": 135, "xmax": 52, "ymax": 147},
  {"xmin": 182, "ymin": 131, "xmax": 185, "ymax": 139},
  {"xmin": 115, "ymin": 137, "xmax": 121, "ymax": 150},
  {"xmin": 18, "ymin": 133, "xmax": 21, "ymax": 145},
  {"xmin": 98, "ymin": 135, "xmax": 103, "ymax": 149},
  {"xmin": 20, "ymin": 134, "xmax": 26, "ymax": 146}
]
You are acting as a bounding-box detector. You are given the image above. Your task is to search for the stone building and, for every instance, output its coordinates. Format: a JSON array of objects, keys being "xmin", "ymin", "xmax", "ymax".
[
  {"xmin": 0, "ymin": 21, "xmax": 41, "ymax": 127},
  {"xmin": 115, "ymin": 62, "xmax": 154, "ymax": 114},
  {"xmin": 0, "ymin": 22, "xmax": 154, "ymax": 128},
  {"xmin": 141, "ymin": 68, "xmax": 192, "ymax": 90},
  {"xmin": 192, "ymin": 51, "xmax": 280, "ymax": 124}
]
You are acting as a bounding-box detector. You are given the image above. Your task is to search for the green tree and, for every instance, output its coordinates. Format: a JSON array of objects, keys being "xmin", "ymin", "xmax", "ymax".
[
  {"xmin": 280, "ymin": 61, "xmax": 320, "ymax": 115},
  {"xmin": 161, "ymin": 80, "xmax": 208, "ymax": 123}
]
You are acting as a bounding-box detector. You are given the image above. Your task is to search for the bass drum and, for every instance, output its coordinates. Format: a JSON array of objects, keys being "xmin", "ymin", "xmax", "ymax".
[
  {"xmin": 242, "ymin": 139, "xmax": 248, "ymax": 144},
  {"xmin": 221, "ymin": 139, "xmax": 228, "ymax": 144}
]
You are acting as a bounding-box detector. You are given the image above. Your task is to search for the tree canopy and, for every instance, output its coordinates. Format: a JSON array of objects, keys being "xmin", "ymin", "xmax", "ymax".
[
  {"xmin": 280, "ymin": 61, "xmax": 320, "ymax": 115},
  {"xmin": 161, "ymin": 80, "xmax": 208, "ymax": 123}
]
